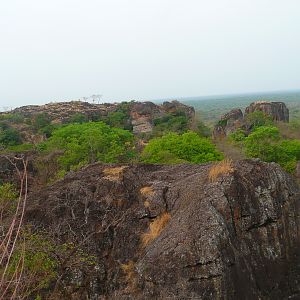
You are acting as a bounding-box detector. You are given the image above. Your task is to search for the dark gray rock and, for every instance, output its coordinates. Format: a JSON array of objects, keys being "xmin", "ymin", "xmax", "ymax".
[
  {"xmin": 25, "ymin": 160, "xmax": 300, "ymax": 299},
  {"xmin": 213, "ymin": 109, "xmax": 243, "ymax": 139}
]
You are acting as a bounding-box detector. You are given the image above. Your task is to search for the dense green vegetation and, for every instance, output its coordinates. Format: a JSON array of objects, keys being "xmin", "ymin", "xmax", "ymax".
[
  {"xmin": 0, "ymin": 122, "xmax": 22, "ymax": 147},
  {"xmin": 39, "ymin": 122, "xmax": 136, "ymax": 171},
  {"xmin": 0, "ymin": 95, "xmax": 299, "ymax": 179},
  {"xmin": 229, "ymin": 125, "xmax": 300, "ymax": 173},
  {"xmin": 142, "ymin": 132, "xmax": 223, "ymax": 164}
]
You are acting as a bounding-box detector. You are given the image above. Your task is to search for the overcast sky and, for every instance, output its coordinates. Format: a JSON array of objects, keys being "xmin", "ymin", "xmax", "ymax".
[{"xmin": 0, "ymin": 0, "xmax": 299, "ymax": 108}]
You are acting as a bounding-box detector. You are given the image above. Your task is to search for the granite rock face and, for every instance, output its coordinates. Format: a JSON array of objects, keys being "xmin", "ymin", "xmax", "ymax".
[
  {"xmin": 130, "ymin": 100, "xmax": 195, "ymax": 134},
  {"xmin": 1, "ymin": 100, "xmax": 195, "ymax": 137},
  {"xmin": 213, "ymin": 109, "xmax": 243, "ymax": 139},
  {"xmin": 25, "ymin": 160, "xmax": 300, "ymax": 299},
  {"xmin": 213, "ymin": 101, "xmax": 289, "ymax": 139},
  {"xmin": 245, "ymin": 101, "xmax": 289, "ymax": 122}
]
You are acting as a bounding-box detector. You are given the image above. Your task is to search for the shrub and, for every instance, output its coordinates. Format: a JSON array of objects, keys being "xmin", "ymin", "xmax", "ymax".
[
  {"xmin": 0, "ymin": 183, "xmax": 18, "ymax": 219},
  {"xmin": 245, "ymin": 111, "xmax": 273, "ymax": 128},
  {"xmin": 244, "ymin": 126, "xmax": 300, "ymax": 173},
  {"xmin": 244, "ymin": 126, "xmax": 280, "ymax": 161},
  {"xmin": 229, "ymin": 129, "xmax": 246, "ymax": 142},
  {"xmin": 141, "ymin": 132, "xmax": 223, "ymax": 164},
  {"xmin": 39, "ymin": 122, "xmax": 136, "ymax": 171},
  {"xmin": 68, "ymin": 113, "xmax": 88, "ymax": 124},
  {"xmin": 32, "ymin": 113, "xmax": 51, "ymax": 131},
  {"xmin": 0, "ymin": 124, "xmax": 22, "ymax": 147}
]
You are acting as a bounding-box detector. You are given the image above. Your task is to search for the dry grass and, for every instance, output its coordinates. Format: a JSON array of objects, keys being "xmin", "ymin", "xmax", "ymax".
[
  {"xmin": 208, "ymin": 159, "xmax": 234, "ymax": 182},
  {"xmin": 121, "ymin": 260, "xmax": 138, "ymax": 292},
  {"xmin": 141, "ymin": 212, "xmax": 171, "ymax": 247},
  {"xmin": 140, "ymin": 186, "xmax": 154, "ymax": 196},
  {"xmin": 103, "ymin": 166, "xmax": 127, "ymax": 181},
  {"xmin": 121, "ymin": 260, "xmax": 136, "ymax": 283}
]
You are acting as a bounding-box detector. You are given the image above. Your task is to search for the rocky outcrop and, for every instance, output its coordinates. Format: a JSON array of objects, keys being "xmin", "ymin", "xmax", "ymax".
[
  {"xmin": 130, "ymin": 100, "xmax": 195, "ymax": 134},
  {"xmin": 213, "ymin": 101, "xmax": 289, "ymax": 138},
  {"xmin": 213, "ymin": 109, "xmax": 243, "ymax": 139},
  {"xmin": 10, "ymin": 101, "xmax": 113, "ymax": 124},
  {"xmin": 245, "ymin": 101, "xmax": 289, "ymax": 122},
  {"xmin": 25, "ymin": 160, "xmax": 300, "ymax": 299},
  {"xmin": 1, "ymin": 100, "xmax": 195, "ymax": 136}
]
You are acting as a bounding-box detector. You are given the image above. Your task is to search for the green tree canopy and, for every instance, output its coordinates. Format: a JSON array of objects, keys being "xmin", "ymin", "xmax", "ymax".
[
  {"xmin": 244, "ymin": 126, "xmax": 300, "ymax": 173},
  {"xmin": 141, "ymin": 131, "xmax": 223, "ymax": 164},
  {"xmin": 39, "ymin": 122, "xmax": 136, "ymax": 171},
  {"xmin": 0, "ymin": 123, "xmax": 22, "ymax": 147},
  {"xmin": 245, "ymin": 111, "xmax": 273, "ymax": 128}
]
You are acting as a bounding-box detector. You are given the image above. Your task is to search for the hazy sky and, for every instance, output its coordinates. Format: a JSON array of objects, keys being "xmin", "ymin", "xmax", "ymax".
[{"xmin": 0, "ymin": 0, "xmax": 299, "ymax": 108}]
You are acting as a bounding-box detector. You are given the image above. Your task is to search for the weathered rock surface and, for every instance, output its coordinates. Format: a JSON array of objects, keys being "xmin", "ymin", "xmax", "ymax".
[
  {"xmin": 245, "ymin": 101, "xmax": 289, "ymax": 122},
  {"xmin": 213, "ymin": 109, "xmax": 243, "ymax": 139},
  {"xmin": 25, "ymin": 160, "xmax": 300, "ymax": 299},
  {"xmin": 213, "ymin": 101, "xmax": 289, "ymax": 138},
  {"xmin": 1, "ymin": 100, "xmax": 195, "ymax": 137}
]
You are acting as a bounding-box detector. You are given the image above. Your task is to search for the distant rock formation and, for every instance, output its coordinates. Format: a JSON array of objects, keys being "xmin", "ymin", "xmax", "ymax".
[
  {"xmin": 0, "ymin": 100, "xmax": 195, "ymax": 137},
  {"xmin": 245, "ymin": 101, "xmax": 289, "ymax": 122},
  {"xmin": 25, "ymin": 160, "xmax": 300, "ymax": 299},
  {"xmin": 213, "ymin": 109, "xmax": 243, "ymax": 139},
  {"xmin": 130, "ymin": 100, "xmax": 195, "ymax": 134},
  {"xmin": 213, "ymin": 101, "xmax": 289, "ymax": 139}
]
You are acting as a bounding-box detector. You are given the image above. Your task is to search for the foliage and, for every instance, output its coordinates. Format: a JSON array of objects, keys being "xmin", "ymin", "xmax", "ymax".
[
  {"xmin": 6, "ymin": 143, "xmax": 35, "ymax": 152},
  {"xmin": 195, "ymin": 120, "xmax": 211, "ymax": 137},
  {"xmin": 0, "ymin": 183, "xmax": 18, "ymax": 219},
  {"xmin": 39, "ymin": 122, "xmax": 136, "ymax": 171},
  {"xmin": 0, "ymin": 113, "xmax": 24, "ymax": 124},
  {"xmin": 217, "ymin": 119, "xmax": 227, "ymax": 127},
  {"xmin": 141, "ymin": 131, "xmax": 223, "ymax": 164},
  {"xmin": 245, "ymin": 111, "xmax": 273, "ymax": 128},
  {"xmin": 3, "ymin": 228, "xmax": 97, "ymax": 299},
  {"xmin": 244, "ymin": 126, "xmax": 300, "ymax": 173},
  {"xmin": 105, "ymin": 111, "xmax": 132, "ymax": 130},
  {"xmin": 244, "ymin": 126, "xmax": 280, "ymax": 161},
  {"xmin": 152, "ymin": 112, "xmax": 189, "ymax": 136},
  {"xmin": 67, "ymin": 113, "xmax": 88, "ymax": 124},
  {"xmin": 229, "ymin": 129, "xmax": 247, "ymax": 142},
  {"xmin": 0, "ymin": 123, "xmax": 22, "ymax": 147},
  {"xmin": 32, "ymin": 113, "xmax": 51, "ymax": 131},
  {"xmin": 6, "ymin": 229, "xmax": 58, "ymax": 296}
]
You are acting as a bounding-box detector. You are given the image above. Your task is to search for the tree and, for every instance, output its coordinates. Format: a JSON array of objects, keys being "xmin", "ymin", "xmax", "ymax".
[
  {"xmin": 244, "ymin": 126, "xmax": 300, "ymax": 173},
  {"xmin": 244, "ymin": 126, "xmax": 280, "ymax": 162},
  {"xmin": 245, "ymin": 111, "xmax": 273, "ymax": 129},
  {"xmin": 0, "ymin": 124, "xmax": 22, "ymax": 147},
  {"xmin": 141, "ymin": 132, "xmax": 223, "ymax": 164},
  {"xmin": 32, "ymin": 113, "xmax": 51, "ymax": 131},
  {"xmin": 39, "ymin": 122, "xmax": 136, "ymax": 171}
]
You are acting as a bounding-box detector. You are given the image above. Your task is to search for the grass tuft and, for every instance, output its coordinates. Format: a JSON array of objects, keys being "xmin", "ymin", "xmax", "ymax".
[
  {"xmin": 141, "ymin": 212, "xmax": 171, "ymax": 247},
  {"xmin": 103, "ymin": 166, "xmax": 127, "ymax": 181},
  {"xmin": 208, "ymin": 159, "xmax": 234, "ymax": 182},
  {"xmin": 140, "ymin": 186, "xmax": 154, "ymax": 196}
]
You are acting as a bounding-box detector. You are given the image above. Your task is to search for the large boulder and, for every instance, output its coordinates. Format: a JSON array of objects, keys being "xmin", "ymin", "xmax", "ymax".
[
  {"xmin": 245, "ymin": 101, "xmax": 289, "ymax": 122},
  {"xmin": 25, "ymin": 160, "xmax": 300, "ymax": 299},
  {"xmin": 213, "ymin": 101, "xmax": 290, "ymax": 138},
  {"xmin": 213, "ymin": 108, "xmax": 243, "ymax": 139}
]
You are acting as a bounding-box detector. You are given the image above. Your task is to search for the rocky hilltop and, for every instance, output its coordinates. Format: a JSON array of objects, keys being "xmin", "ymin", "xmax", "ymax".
[
  {"xmin": 25, "ymin": 160, "xmax": 300, "ymax": 299},
  {"xmin": 213, "ymin": 101, "xmax": 289, "ymax": 138},
  {"xmin": 245, "ymin": 101, "xmax": 289, "ymax": 122},
  {"xmin": 3, "ymin": 100, "xmax": 195, "ymax": 136}
]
